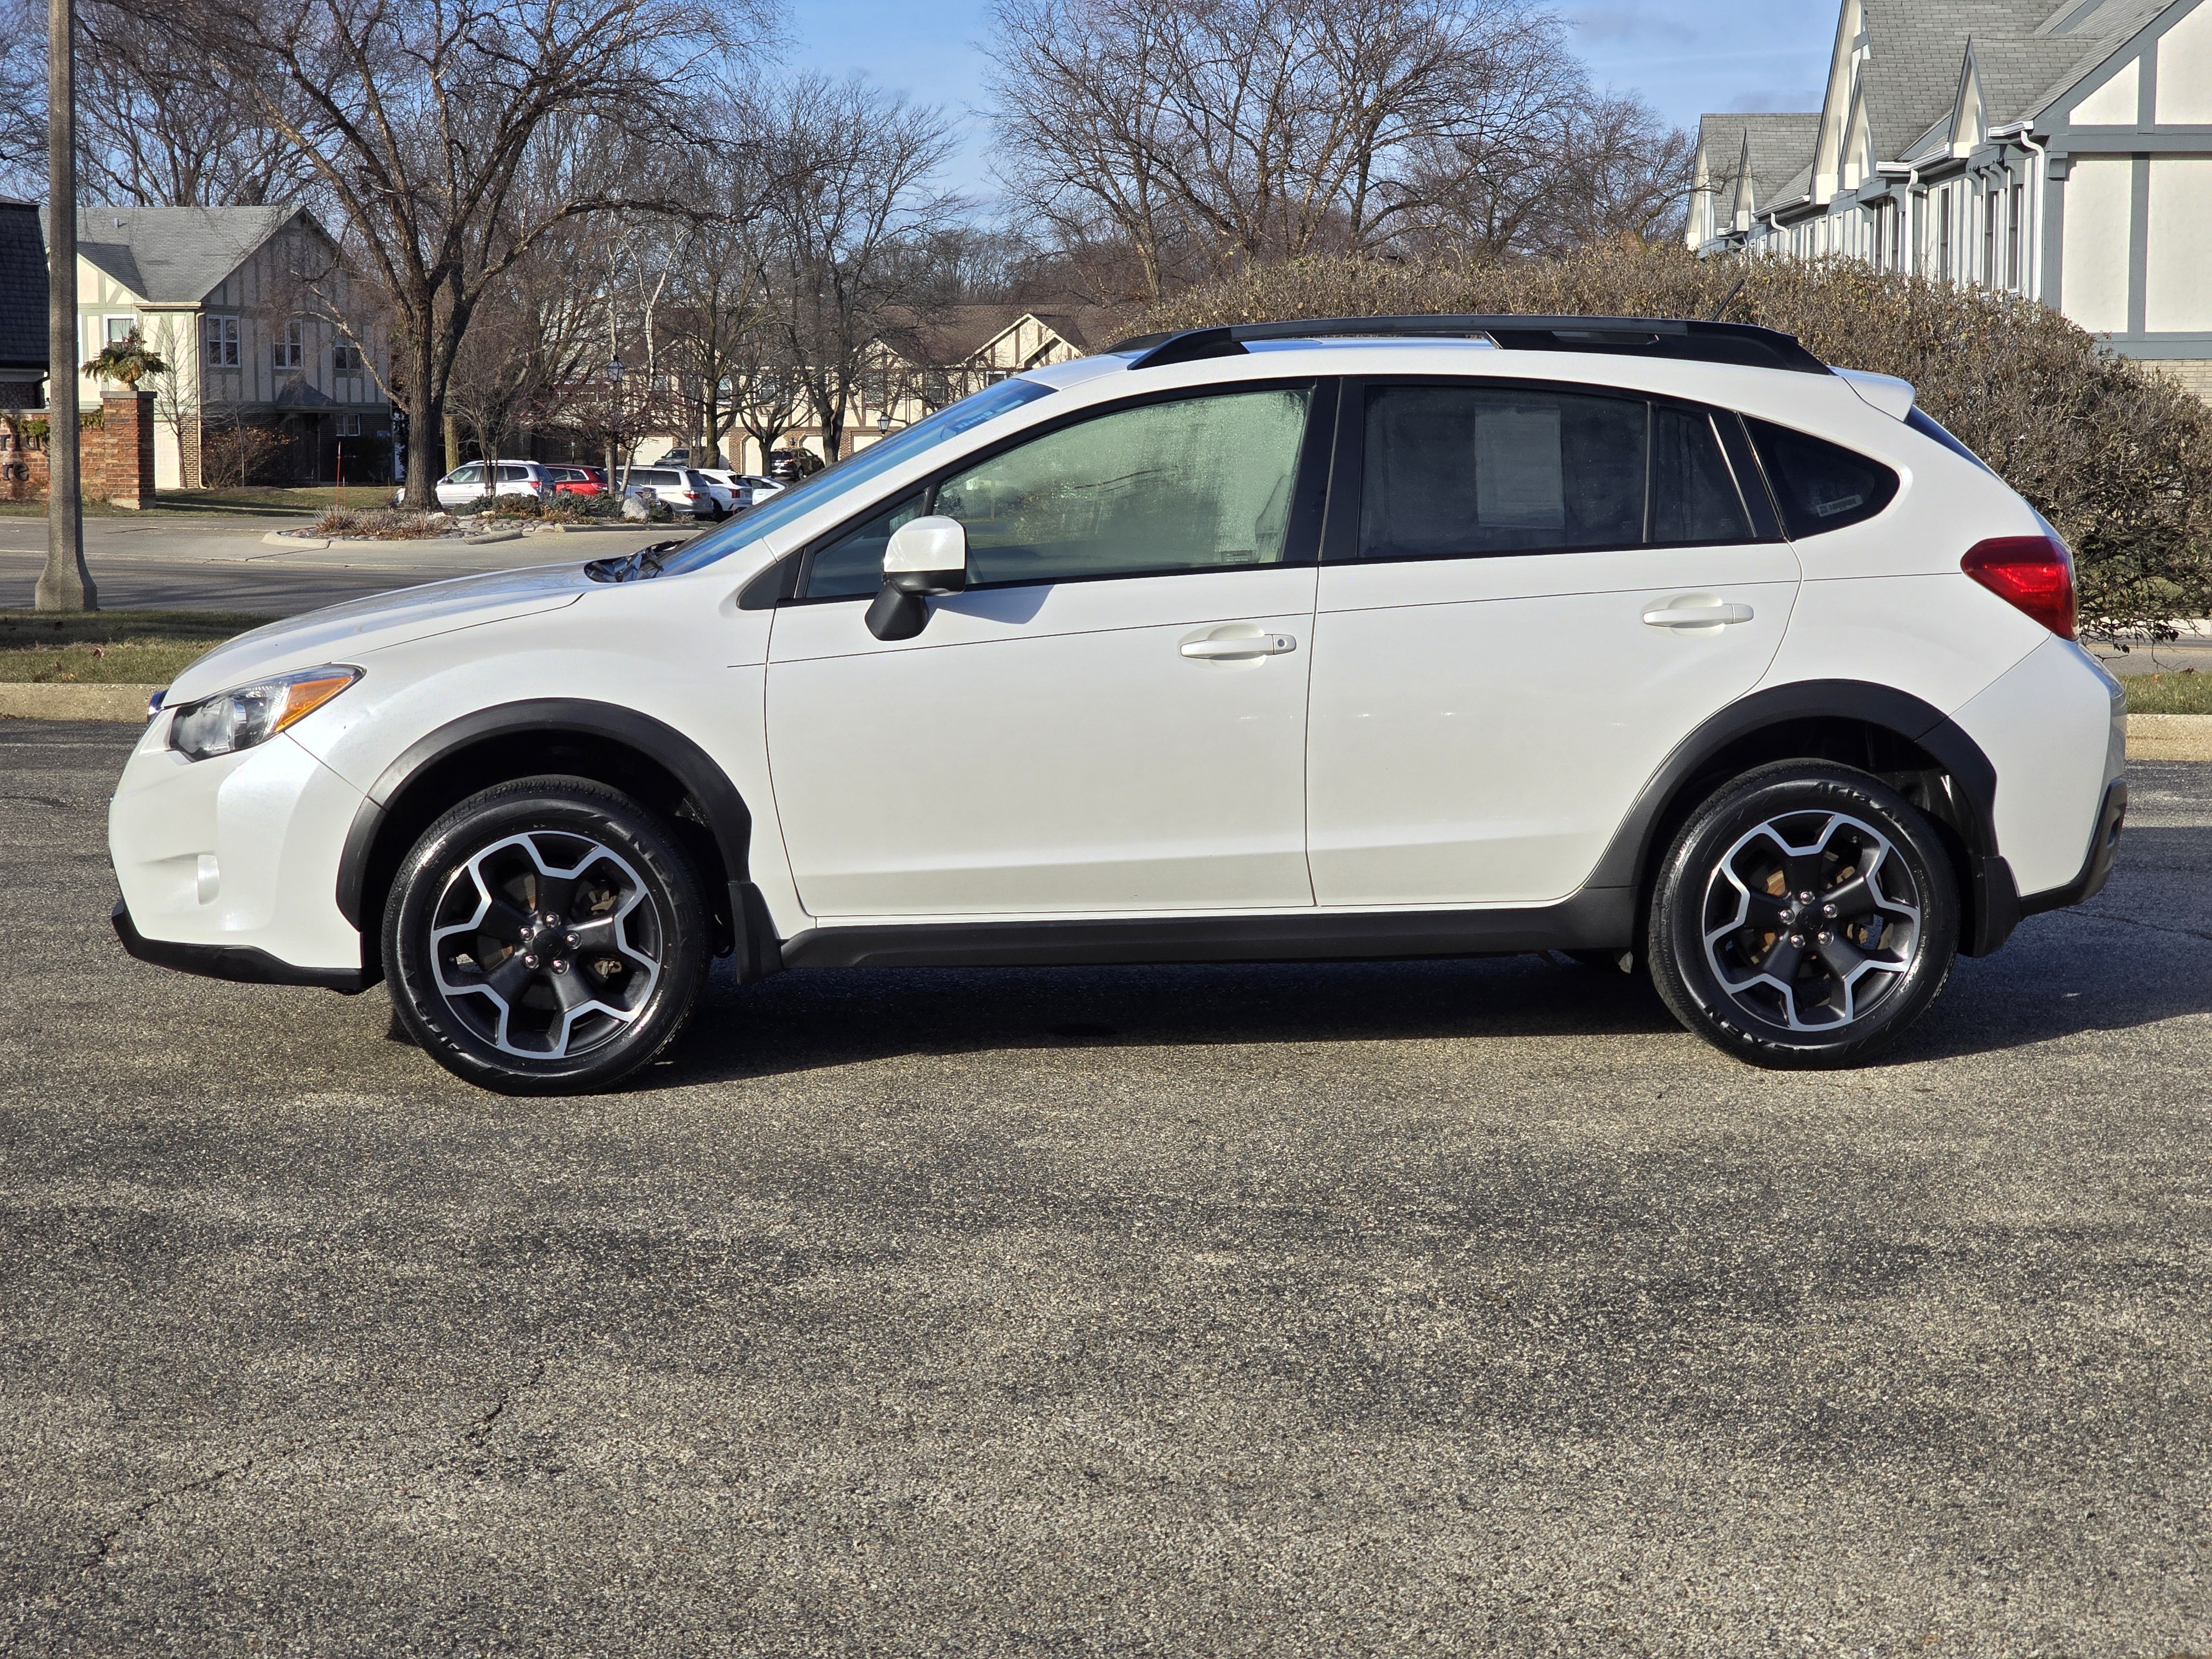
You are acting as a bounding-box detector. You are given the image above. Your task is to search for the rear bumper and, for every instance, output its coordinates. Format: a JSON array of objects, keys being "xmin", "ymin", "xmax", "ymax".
[
  {"xmin": 2022, "ymin": 777, "xmax": 2127, "ymax": 916},
  {"xmin": 112, "ymin": 898, "xmax": 366, "ymax": 992}
]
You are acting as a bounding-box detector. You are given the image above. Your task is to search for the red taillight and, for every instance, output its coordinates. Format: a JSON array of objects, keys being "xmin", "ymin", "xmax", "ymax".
[{"xmin": 1961, "ymin": 535, "xmax": 2075, "ymax": 638}]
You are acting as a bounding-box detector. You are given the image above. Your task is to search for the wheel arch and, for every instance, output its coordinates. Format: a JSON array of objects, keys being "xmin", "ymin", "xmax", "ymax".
[
  {"xmin": 1592, "ymin": 679, "xmax": 2020, "ymax": 958},
  {"xmin": 336, "ymin": 700, "xmax": 770, "ymax": 984}
]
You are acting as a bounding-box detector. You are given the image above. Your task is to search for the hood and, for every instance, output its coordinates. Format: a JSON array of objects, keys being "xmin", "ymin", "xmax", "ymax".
[{"xmin": 168, "ymin": 562, "xmax": 591, "ymax": 703}]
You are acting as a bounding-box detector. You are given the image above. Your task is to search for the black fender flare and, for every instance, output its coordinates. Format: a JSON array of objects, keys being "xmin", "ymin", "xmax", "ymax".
[
  {"xmin": 1585, "ymin": 678, "xmax": 2018, "ymax": 956},
  {"xmin": 334, "ymin": 699, "xmax": 770, "ymax": 970}
]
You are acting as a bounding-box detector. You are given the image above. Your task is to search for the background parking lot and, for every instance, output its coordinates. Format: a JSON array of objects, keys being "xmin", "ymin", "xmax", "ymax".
[{"xmin": 4, "ymin": 724, "xmax": 2209, "ymax": 1656}]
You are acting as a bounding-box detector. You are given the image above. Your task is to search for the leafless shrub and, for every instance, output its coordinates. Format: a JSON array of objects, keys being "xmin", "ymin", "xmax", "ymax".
[
  {"xmin": 307, "ymin": 506, "xmax": 451, "ymax": 539},
  {"xmin": 1130, "ymin": 242, "xmax": 2212, "ymax": 637}
]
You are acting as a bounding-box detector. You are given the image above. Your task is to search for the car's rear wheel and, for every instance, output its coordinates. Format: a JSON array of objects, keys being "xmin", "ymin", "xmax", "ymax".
[
  {"xmin": 1648, "ymin": 762, "xmax": 1959, "ymax": 1068},
  {"xmin": 383, "ymin": 776, "xmax": 709, "ymax": 1094}
]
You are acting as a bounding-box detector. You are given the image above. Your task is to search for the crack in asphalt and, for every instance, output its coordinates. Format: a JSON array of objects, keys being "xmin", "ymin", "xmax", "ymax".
[
  {"xmin": 2074, "ymin": 906, "xmax": 2212, "ymax": 947},
  {"xmin": 0, "ymin": 794, "xmax": 69, "ymax": 808},
  {"xmin": 464, "ymin": 1358, "xmax": 549, "ymax": 1449},
  {"xmin": 87, "ymin": 1459, "xmax": 256, "ymax": 1567},
  {"xmin": 86, "ymin": 1360, "xmax": 551, "ymax": 1567}
]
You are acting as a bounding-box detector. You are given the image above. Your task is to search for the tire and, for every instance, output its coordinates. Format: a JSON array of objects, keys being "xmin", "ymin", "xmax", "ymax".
[
  {"xmin": 1647, "ymin": 761, "xmax": 1959, "ymax": 1069},
  {"xmin": 382, "ymin": 775, "xmax": 711, "ymax": 1095}
]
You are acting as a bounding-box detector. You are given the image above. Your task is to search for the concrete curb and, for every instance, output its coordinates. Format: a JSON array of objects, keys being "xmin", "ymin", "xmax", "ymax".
[
  {"xmin": 0, "ymin": 682, "xmax": 159, "ymax": 721},
  {"xmin": 2127, "ymin": 712, "xmax": 2212, "ymax": 761}
]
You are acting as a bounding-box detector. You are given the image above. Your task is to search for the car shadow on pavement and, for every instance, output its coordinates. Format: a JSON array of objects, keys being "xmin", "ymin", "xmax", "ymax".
[
  {"xmin": 656, "ymin": 951, "xmax": 1684, "ymax": 1086},
  {"xmin": 650, "ymin": 822, "xmax": 2212, "ymax": 1087}
]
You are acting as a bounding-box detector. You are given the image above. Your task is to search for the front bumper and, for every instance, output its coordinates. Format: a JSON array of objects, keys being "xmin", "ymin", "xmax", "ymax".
[
  {"xmin": 108, "ymin": 720, "xmax": 369, "ymax": 984},
  {"xmin": 112, "ymin": 899, "xmax": 365, "ymax": 991}
]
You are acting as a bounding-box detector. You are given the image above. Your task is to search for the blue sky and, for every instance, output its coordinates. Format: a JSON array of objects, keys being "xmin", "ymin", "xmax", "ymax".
[{"xmin": 782, "ymin": 0, "xmax": 1837, "ymax": 201}]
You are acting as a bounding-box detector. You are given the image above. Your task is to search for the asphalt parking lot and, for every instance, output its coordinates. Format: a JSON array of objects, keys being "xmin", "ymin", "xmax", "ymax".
[{"xmin": 3, "ymin": 722, "xmax": 2208, "ymax": 1657}]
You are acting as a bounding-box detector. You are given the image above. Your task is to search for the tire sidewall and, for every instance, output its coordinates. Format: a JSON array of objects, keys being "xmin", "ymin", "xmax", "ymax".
[
  {"xmin": 383, "ymin": 777, "xmax": 708, "ymax": 1094},
  {"xmin": 1650, "ymin": 764, "xmax": 1960, "ymax": 1067}
]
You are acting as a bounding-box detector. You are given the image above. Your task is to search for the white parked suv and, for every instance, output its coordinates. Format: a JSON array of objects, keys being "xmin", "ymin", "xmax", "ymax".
[
  {"xmin": 405, "ymin": 460, "xmax": 552, "ymax": 510},
  {"xmin": 111, "ymin": 317, "xmax": 2126, "ymax": 1094}
]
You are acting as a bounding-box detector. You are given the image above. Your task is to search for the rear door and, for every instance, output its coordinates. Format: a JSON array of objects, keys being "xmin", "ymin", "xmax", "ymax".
[{"xmin": 1306, "ymin": 379, "xmax": 1801, "ymax": 907}]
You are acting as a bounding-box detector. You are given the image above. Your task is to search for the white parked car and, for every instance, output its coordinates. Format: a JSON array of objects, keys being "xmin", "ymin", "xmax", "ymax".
[
  {"xmin": 695, "ymin": 469, "xmax": 777, "ymax": 513},
  {"xmin": 620, "ymin": 466, "xmax": 722, "ymax": 518},
  {"xmin": 411, "ymin": 460, "xmax": 552, "ymax": 510},
  {"xmin": 113, "ymin": 316, "xmax": 2125, "ymax": 1094}
]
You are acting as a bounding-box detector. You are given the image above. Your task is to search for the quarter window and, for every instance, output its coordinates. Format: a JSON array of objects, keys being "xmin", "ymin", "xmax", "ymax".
[{"xmin": 1745, "ymin": 418, "xmax": 1900, "ymax": 538}]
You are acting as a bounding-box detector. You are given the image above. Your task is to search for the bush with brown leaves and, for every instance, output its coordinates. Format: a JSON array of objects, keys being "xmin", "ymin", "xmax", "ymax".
[{"xmin": 1130, "ymin": 243, "xmax": 2212, "ymax": 638}]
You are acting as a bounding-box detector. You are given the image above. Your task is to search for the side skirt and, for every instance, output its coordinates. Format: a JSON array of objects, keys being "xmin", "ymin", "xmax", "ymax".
[{"xmin": 779, "ymin": 888, "xmax": 1635, "ymax": 972}]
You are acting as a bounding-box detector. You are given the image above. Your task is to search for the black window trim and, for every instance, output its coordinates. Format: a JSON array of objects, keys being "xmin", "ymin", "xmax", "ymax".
[
  {"xmin": 785, "ymin": 376, "xmax": 1339, "ymax": 603},
  {"xmin": 1319, "ymin": 374, "xmax": 1785, "ymax": 567}
]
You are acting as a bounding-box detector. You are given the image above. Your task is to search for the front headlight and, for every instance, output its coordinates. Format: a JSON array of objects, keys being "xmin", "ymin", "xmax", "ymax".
[{"xmin": 168, "ymin": 665, "xmax": 362, "ymax": 761}]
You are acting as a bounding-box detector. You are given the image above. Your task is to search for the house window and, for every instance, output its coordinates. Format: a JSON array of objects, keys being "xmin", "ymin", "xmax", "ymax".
[
  {"xmin": 332, "ymin": 343, "xmax": 362, "ymax": 374},
  {"xmin": 205, "ymin": 315, "xmax": 239, "ymax": 368},
  {"xmin": 1939, "ymin": 187, "xmax": 1953, "ymax": 280},
  {"xmin": 336, "ymin": 414, "xmax": 361, "ymax": 436},
  {"xmin": 103, "ymin": 315, "xmax": 137, "ymax": 347},
  {"xmin": 273, "ymin": 320, "xmax": 304, "ymax": 372}
]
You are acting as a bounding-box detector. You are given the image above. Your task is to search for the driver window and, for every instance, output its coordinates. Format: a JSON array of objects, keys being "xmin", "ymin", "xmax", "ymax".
[{"xmin": 936, "ymin": 387, "xmax": 1311, "ymax": 587}]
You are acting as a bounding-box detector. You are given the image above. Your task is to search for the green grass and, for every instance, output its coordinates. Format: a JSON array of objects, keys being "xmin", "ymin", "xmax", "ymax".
[
  {"xmin": 2124, "ymin": 670, "xmax": 2212, "ymax": 714},
  {"xmin": 0, "ymin": 610, "xmax": 274, "ymax": 684},
  {"xmin": 0, "ymin": 486, "xmax": 372, "ymax": 519}
]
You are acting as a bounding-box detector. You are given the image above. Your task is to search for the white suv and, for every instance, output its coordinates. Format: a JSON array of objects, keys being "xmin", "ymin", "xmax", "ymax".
[{"xmin": 111, "ymin": 317, "xmax": 2126, "ymax": 1094}]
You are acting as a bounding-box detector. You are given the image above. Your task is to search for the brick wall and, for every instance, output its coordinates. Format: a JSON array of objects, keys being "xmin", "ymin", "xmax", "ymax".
[
  {"xmin": 0, "ymin": 392, "xmax": 157, "ymax": 505},
  {"xmin": 2155, "ymin": 360, "xmax": 2212, "ymax": 407}
]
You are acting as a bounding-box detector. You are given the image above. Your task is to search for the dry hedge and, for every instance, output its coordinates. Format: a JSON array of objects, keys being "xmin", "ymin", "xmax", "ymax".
[{"xmin": 1129, "ymin": 242, "xmax": 2212, "ymax": 638}]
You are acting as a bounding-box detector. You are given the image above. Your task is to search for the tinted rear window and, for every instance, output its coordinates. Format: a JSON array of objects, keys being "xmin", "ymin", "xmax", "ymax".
[
  {"xmin": 1360, "ymin": 386, "xmax": 1645, "ymax": 559},
  {"xmin": 1745, "ymin": 418, "xmax": 1900, "ymax": 538}
]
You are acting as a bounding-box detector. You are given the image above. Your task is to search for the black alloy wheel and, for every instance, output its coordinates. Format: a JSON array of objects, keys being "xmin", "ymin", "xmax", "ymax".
[
  {"xmin": 383, "ymin": 776, "xmax": 710, "ymax": 1094},
  {"xmin": 1648, "ymin": 762, "xmax": 1959, "ymax": 1068}
]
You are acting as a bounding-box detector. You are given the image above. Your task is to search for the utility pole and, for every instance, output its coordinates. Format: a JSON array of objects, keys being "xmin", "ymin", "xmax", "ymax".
[{"xmin": 36, "ymin": 0, "xmax": 93, "ymax": 612}]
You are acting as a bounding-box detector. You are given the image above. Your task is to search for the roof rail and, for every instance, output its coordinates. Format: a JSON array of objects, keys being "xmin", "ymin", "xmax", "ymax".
[{"xmin": 1108, "ymin": 315, "xmax": 1831, "ymax": 376}]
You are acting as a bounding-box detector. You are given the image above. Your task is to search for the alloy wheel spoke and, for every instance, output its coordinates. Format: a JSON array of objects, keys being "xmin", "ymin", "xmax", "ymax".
[
  {"xmin": 1760, "ymin": 936, "xmax": 1807, "ymax": 984},
  {"xmin": 549, "ymin": 964, "xmax": 599, "ymax": 1014},
  {"xmin": 1814, "ymin": 932, "xmax": 1869, "ymax": 980},
  {"xmin": 478, "ymin": 897, "xmax": 533, "ymax": 945},
  {"xmin": 486, "ymin": 953, "xmax": 536, "ymax": 1005},
  {"xmin": 1820, "ymin": 875, "xmax": 1878, "ymax": 919}
]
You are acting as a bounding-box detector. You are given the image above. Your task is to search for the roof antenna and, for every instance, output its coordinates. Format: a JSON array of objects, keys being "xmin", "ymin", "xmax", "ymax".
[{"xmin": 1708, "ymin": 272, "xmax": 1750, "ymax": 322}]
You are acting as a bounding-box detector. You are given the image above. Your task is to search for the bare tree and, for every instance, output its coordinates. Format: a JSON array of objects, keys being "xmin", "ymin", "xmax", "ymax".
[
  {"xmin": 755, "ymin": 75, "xmax": 961, "ymax": 463},
  {"xmin": 115, "ymin": 0, "xmax": 777, "ymax": 505},
  {"xmin": 984, "ymin": 0, "xmax": 1583, "ymax": 298}
]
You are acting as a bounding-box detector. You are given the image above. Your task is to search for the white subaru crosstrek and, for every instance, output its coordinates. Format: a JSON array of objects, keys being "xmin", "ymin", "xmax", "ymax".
[{"xmin": 111, "ymin": 317, "xmax": 2126, "ymax": 1094}]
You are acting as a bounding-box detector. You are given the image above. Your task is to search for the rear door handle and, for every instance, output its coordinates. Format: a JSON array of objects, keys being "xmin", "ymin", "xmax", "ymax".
[
  {"xmin": 1181, "ymin": 630, "xmax": 1297, "ymax": 660},
  {"xmin": 1642, "ymin": 599, "xmax": 1755, "ymax": 629}
]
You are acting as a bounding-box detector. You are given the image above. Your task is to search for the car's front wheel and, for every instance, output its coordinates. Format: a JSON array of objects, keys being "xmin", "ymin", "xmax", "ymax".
[
  {"xmin": 1648, "ymin": 762, "xmax": 1959, "ymax": 1068},
  {"xmin": 383, "ymin": 776, "xmax": 711, "ymax": 1094}
]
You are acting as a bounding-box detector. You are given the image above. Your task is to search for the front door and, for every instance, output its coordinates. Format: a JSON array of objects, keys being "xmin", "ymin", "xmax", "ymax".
[
  {"xmin": 766, "ymin": 382, "xmax": 1329, "ymax": 920},
  {"xmin": 1306, "ymin": 380, "xmax": 1802, "ymax": 907}
]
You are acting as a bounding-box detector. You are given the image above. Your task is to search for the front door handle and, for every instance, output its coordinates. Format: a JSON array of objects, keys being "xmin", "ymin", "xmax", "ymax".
[
  {"xmin": 1642, "ymin": 598, "xmax": 1755, "ymax": 630},
  {"xmin": 1181, "ymin": 630, "xmax": 1297, "ymax": 660}
]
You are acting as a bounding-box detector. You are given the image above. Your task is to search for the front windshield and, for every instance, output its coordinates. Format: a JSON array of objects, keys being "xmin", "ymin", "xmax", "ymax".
[{"xmin": 651, "ymin": 378, "xmax": 1060, "ymax": 576}]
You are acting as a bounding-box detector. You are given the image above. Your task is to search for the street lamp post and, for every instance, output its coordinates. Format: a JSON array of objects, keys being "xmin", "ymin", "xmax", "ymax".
[
  {"xmin": 36, "ymin": 0, "xmax": 93, "ymax": 612},
  {"xmin": 604, "ymin": 356, "xmax": 624, "ymax": 494}
]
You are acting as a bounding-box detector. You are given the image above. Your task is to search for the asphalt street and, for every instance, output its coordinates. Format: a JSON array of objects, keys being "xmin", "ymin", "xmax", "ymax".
[
  {"xmin": 0, "ymin": 516, "xmax": 700, "ymax": 614},
  {"xmin": 2, "ymin": 724, "xmax": 2209, "ymax": 1656}
]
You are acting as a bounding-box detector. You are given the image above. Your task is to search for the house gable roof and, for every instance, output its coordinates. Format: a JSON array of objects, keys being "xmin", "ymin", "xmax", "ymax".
[
  {"xmin": 1695, "ymin": 113, "xmax": 1823, "ymax": 220},
  {"xmin": 41, "ymin": 205, "xmax": 315, "ymax": 306}
]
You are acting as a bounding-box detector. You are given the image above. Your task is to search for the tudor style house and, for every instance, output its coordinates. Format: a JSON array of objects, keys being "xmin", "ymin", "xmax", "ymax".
[
  {"xmin": 648, "ymin": 305, "xmax": 1118, "ymax": 471},
  {"xmin": 1688, "ymin": 0, "xmax": 2212, "ymax": 400},
  {"xmin": 53, "ymin": 205, "xmax": 393, "ymax": 487}
]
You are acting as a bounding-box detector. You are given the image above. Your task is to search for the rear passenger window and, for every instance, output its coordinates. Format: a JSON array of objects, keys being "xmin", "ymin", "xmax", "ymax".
[
  {"xmin": 1650, "ymin": 406, "xmax": 1753, "ymax": 545},
  {"xmin": 1745, "ymin": 418, "xmax": 1898, "ymax": 537},
  {"xmin": 1359, "ymin": 386, "xmax": 1644, "ymax": 558}
]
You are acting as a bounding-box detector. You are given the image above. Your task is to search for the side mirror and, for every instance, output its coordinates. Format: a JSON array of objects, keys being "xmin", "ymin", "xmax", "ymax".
[{"xmin": 866, "ymin": 515, "xmax": 968, "ymax": 640}]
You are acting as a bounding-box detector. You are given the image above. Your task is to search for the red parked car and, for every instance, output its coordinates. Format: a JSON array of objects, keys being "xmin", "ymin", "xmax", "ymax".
[{"xmin": 547, "ymin": 465, "xmax": 606, "ymax": 496}]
